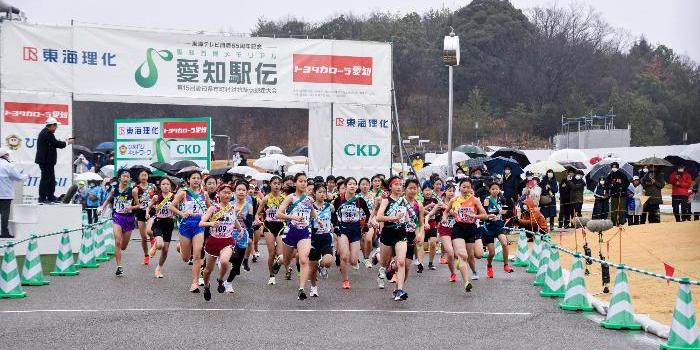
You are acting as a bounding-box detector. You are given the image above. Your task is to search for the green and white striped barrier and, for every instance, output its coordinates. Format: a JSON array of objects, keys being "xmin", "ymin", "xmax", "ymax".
[
  {"xmin": 662, "ymin": 279, "xmax": 700, "ymax": 350},
  {"xmin": 601, "ymin": 266, "xmax": 642, "ymax": 330},
  {"xmin": 0, "ymin": 243, "xmax": 25, "ymax": 298},
  {"xmin": 513, "ymin": 229, "xmax": 529, "ymax": 267},
  {"xmin": 540, "ymin": 246, "xmax": 565, "ymax": 298},
  {"xmin": 533, "ymin": 242, "xmax": 550, "ymax": 287},
  {"xmin": 492, "ymin": 239, "xmax": 504, "ymax": 262},
  {"xmin": 559, "ymin": 255, "xmax": 593, "ymax": 312},
  {"xmin": 50, "ymin": 230, "xmax": 79, "ymax": 277},
  {"xmin": 20, "ymin": 235, "xmax": 50, "ymax": 286},
  {"xmin": 75, "ymin": 224, "xmax": 99, "ymax": 269},
  {"xmin": 526, "ymin": 235, "xmax": 541, "ymax": 274}
]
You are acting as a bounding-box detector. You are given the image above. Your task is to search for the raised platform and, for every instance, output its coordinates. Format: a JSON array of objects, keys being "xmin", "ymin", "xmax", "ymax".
[{"xmin": 1, "ymin": 204, "xmax": 83, "ymax": 256}]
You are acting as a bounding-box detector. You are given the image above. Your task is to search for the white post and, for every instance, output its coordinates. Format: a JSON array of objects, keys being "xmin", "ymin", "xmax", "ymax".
[{"xmin": 447, "ymin": 65, "xmax": 454, "ymax": 177}]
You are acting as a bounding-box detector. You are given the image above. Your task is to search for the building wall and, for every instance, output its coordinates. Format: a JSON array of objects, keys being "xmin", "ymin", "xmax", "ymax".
[{"xmin": 554, "ymin": 129, "xmax": 631, "ymax": 149}]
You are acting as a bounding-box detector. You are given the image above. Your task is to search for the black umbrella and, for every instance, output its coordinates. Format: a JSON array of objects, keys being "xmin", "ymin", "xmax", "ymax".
[
  {"xmin": 150, "ymin": 162, "xmax": 177, "ymax": 176},
  {"xmin": 231, "ymin": 145, "xmax": 252, "ymax": 155},
  {"xmin": 129, "ymin": 165, "xmax": 152, "ymax": 182},
  {"xmin": 664, "ymin": 155, "xmax": 700, "ymax": 176},
  {"xmin": 171, "ymin": 160, "xmax": 199, "ymax": 171},
  {"xmin": 176, "ymin": 165, "xmax": 203, "ymax": 177},
  {"xmin": 291, "ymin": 146, "xmax": 308, "ymax": 157},
  {"xmin": 95, "ymin": 141, "xmax": 114, "ymax": 152},
  {"xmin": 585, "ymin": 160, "xmax": 633, "ymax": 191},
  {"xmin": 209, "ymin": 167, "xmax": 232, "ymax": 177},
  {"xmin": 72, "ymin": 144, "xmax": 92, "ymax": 155},
  {"xmin": 491, "ymin": 148, "xmax": 530, "ymax": 167},
  {"xmin": 485, "ymin": 157, "xmax": 523, "ymax": 177}
]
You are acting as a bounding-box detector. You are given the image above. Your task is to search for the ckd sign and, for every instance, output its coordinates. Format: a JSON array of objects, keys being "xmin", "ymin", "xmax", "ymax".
[
  {"xmin": 171, "ymin": 140, "xmax": 208, "ymax": 158},
  {"xmin": 344, "ymin": 144, "xmax": 380, "ymax": 157}
]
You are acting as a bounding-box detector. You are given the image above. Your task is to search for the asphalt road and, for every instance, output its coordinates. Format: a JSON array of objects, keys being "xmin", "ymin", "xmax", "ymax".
[{"xmin": 1, "ymin": 241, "xmax": 661, "ymax": 350}]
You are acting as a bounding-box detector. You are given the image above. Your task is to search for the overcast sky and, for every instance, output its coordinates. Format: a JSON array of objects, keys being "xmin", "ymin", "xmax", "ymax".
[{"xmin": 11, "ymin": 0, "xmax": 700, "ymax": 63}]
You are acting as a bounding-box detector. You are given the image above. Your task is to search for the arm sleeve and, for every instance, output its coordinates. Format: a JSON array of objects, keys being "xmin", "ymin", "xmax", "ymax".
[
  {"xmin": 359, "ymin": 198, "xmax": 371, "ymax": 219},
  {"xmin": 8, "ymin": 166, "xmax": 27, "ymax": 181},
  {"xmin": 48, "ymin": 133, "xmax": 68, "ymax": 149}
]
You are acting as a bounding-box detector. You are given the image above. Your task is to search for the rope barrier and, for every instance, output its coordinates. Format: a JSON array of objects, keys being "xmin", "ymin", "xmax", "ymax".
[
  {"xmin": 0, "ymin": 218, "xmax": 111, "ymax": 249},
  {"xmin": 505, "ymin": 227, "xmax": 700, "ymax": 286}
]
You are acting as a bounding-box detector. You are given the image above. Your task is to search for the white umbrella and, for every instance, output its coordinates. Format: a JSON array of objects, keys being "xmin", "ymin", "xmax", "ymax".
[
  {"xmin": 524, "ymin": 160, "xmax": 566, "ymax": 175},
  {"xmin": 260, "ymin": 146, "xmax": 283, "ymax": 155},
  {"xmin": 431, "ymin": 151, "xmax": 469, "ymax": 166},
  {"xmin": 286, "ymin": 163, "xmax": 308, "ymax": 175},
  {"xmin": 75, "ymin": 172, "xmax": 103, "ymax": 182},
  {"xmin": 289, "ymin": 155, "xmax": 308, "ymax": 163},
  {"xmin": 227, "ymin": 166, "xmax": 260, "ymax": 176},
  {"xmin": 98, "ymin": 165, "xmax": 115, "ymax": 178},
  {"xmin": 253, "ymin": 154, "xmax": 295, "ymax": 171},
  {"xmin": 680, "ymin": 143, "xmax": 700, "ymax": 163},
  {"xmin": 418, "ymin": 164, "xmax": 448, "ymax": 179},
  {"xmin": 252, "ymin": 173, "xmax": 275, "ymax": 182},
  {"xmin": 549, "ymin": 149, "xmax": 588, "ymax": 163}
]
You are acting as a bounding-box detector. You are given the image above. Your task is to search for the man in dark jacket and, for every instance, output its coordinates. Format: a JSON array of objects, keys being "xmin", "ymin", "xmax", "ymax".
[
  {"xmin": 606, "ymin": 162, "xmax": 630, "ymax": 226},
  {"xmin": 558, "ymin": 169, "xmax": 574, "ymax": 228},
  {"xmin": 566, "ymin": 170, "xmax": 586, "ymax": 220},
  {"xmin": 34, "ymin": 117, "xmax": 73, "ymax": 203},
  {"xmin": 501, "ymin": 165, "xmax": 518, "ymax": 202},
  {"xmin": 641, "ymin": 166, "xmax": 665, "ymax": 223}
]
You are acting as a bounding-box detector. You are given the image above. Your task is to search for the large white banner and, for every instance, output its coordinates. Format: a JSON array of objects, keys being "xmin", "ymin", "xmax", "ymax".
[
  {"xmin": 0, "ymin": 91, "xmax": 73, "ymax": 203},
  {"xmin": 1, "ymin": 22, "xmax": 392, "ymax": 106},
  {"xmin": 331, "ymin": 104, "xmax": 392, "ymax": 178}
]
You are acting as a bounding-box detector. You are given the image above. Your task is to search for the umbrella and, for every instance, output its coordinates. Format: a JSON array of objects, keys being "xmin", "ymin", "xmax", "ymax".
[
  {"xmin": 680, "ymin": 143, "xmax": 700, "ymax": 162},
  {"xmin": 98, "ymin": 164, "xmax": 115, "ymax": 178},
  {"xmin": 228, "ymin": 166, "xmax": 260, "ymax": 176},
  {"xmin": 72, "ymin": 144, "xmax": 93, "ymax": 158},
  {"xmin": 95, "ymin": 141, "xmax": 114, "ymax": 152},
  {"xmin": 129, "ymin": 165, "xmax": 152, "ymax": 181},
  {"xmin": 589, "ymin": 155, "xmax": 602, "ymax": 165},
  {"xmin": 454, "ymin": 144, "xmax": 487, "ymax": 158},
  {"xmin": 418, "ymin": 164, "xmax": 448, "ymax": 179},
  {"xmin": 291, "ymin": 146, "xmax": 308, "ymax": 157},
  {"xmin": 252, "ymin": 173, "xmax": 275, "ymax": 182},
  {"xmin": 286, "ymin": 163, "xmax": 308, "ymax": 175},
  {"xmin": 524, "ymin": 160, "xmax": 566, "ymax": 175},
  {"xmin": 634, "ymin": 157, "xmax": 673, "ymax": 167},
  {"xmin": 176, "ymin": 166, "xmax": 203, "ymax": 177},
  {"xmin": 549, "ymin": 149, "xmax": 588, "ymax": 163},
  {"xmin": 253, "ymin": 154, "xmax": 295, "ymax": 171},
  {"xmin": 558, "ymin": 161, "xmax": 587, "ymax": 171},
  {"xmin": 209, "ymin": 167, "xmax": 232, "ymax": 177},
  {"xmin": 260, "ymin": 146, "xmax": 283, "ymax": 155},
  {"xmin": 431, "ymin": 151, "xmax": 469, "ymax": 166},
  {"xmin": 231, "ymin": 145, "xmax": 252, "ymax": 154},
  {"xmin": 171, "ymin": 160, "xmax": 198, "ymax": 171},
  {"xmin": 485, "ymin": 157, "xmax": 523, "ymax": 177},
  {"xmin": 462, "ymin": 156, "xmax": 492, "ymax": 171},
  {"xmin": 491, "ymin": 148, "xmax": 530, "ymax": 167},
  {"xmin": 75, "ymin": 172, "xmax": 103, "ymax": 182},
  {"xmin": 585, "ymin": 159, "xmax": 633, "ymax": 191},
  {"xmin": 150, "ymin": 162, "xmax": 177, "ymax": 176},
  {"xmin": 664, "ymin": 155, "xmax": 700, "ymax": 177}
]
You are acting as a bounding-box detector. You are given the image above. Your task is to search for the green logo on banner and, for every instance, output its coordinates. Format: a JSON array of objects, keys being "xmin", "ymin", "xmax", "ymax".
[
  {"xmin": 344, "ymin": 144, "xmax": 380, "ymax": 157},
  {"xmin": 134, "ymin": 48, "xmax": 173, "ymax": 88}
]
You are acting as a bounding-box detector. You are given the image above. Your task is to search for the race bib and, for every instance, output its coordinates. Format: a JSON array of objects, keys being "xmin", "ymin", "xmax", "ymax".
[
  {"xmin": 115, "ymin": 196, "xmax": 130, "ymax": 214},
  {"xmin": 457, "ymin": 207, "xmax": 475, "ymax": 224},
  {"xmin": 265, "ymin": 208, "xmax": 278, "ymax": 221},
  {"xmin": 340, "ymin": 205, "xmax": 361, "ymax": 222},
  {"xmin": 212, "ymin": 221, "xmax": 234, "ymax": 239}
]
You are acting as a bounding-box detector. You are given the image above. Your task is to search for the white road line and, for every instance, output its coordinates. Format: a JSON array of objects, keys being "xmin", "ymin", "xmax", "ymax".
[{"xmin": 0, "ymin": 308, "xmax": 531, "ymax": 316}]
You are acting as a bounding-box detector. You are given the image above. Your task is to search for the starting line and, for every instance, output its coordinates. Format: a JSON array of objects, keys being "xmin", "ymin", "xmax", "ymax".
[{"xmin": 0, "ymin": 308, "xmax": 532, "ymax": 316}]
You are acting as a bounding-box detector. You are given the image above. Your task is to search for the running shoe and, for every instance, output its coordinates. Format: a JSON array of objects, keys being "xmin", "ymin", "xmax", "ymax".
[
  {"xmin": 439, "ymin": 255, "xmax": 447, "ymax": 264},
  {"xmin": 503, "ymin": 265, "xmax": 514, "ymax": 273},
  {"xmin": 297, "ymin": 288, "xmax": 307, "ymax": 300},
  {"xmin": 203, "ymin": 285, "xmax": 212, "ymax": 301},
  {"xmin": 148, "ymin": 243, "xmax": 157, "ymax": 258},
  {"xmin": 285, "ymin": 267, "xmax": 293, "ymax": 280},
  {"xmin": 115, "ymin": 266, "xmax": 124, "ymax": 277},
  {"xmin": 364, "ymin": 258, "xmax": 373, "ymax": 268},
  {"xmin": 428, "ymin": 262, "xmax": 436, "ymax": 270},
  {"xmin": 319, "ymin": 267, "xmax": 329, "ymax": 279},
  {"xmin": 154, "ymin": 266, "xmax": 164, "ymax": 279},
  {"xmin": 252, "ymin": 252, "xmax": 259, "ymax": 263},
  {"xmin": 377, "ymin": 267, "xmax": 386, "ymax": 289},
  {"xmin": 471, "ymin": 272, "xmax": 480, "ymax": 280},
  {"xmin": 242, "ymin": 259, "xmax": 250, "ymax": 272},
  {"xmin": 189, "ymin": 284, "xmax": 200, "ymax": 293},
  {"xmin": 464, "ymin": 281, "xmax": 473, "ymax": 293},
  {"xmin": 268, "ymin": 276, "xmax": 276, "ymax": 285},
  {"xmin": 271, "ymin": 261, "xmax": 281, "ymax": 276},
  {"xmin": 486, "ymin": 266, "xmax": 494, "ymax": 279},
  {"xmin": 392, "ymin": 289, "xmax": 399, "ymax": 300},
  {"xmin": 352, "ymin": 263, "xmax": 360, "ymax": 270},
  {"xmin": 217, "ymin": 279, "xmax": 225, "ymax": 293},
  {"xmin": 224, "ymin": 281, "xmax": 235, "ymax": 293},
  {"xmin": 342, "ymin": 280, "xmax": 350, "ymax": 289},
  {"xmin": 187, "ymin": 257, "xmax": 193, "ymax": 266},
  {"xmin": 309, "ymin": 285, "xmax": 319, "ymax": 297},
  {"xmin": 394, "ymin": 289, "xmax": 408, "ymax": 301},
  {"xmin": 449, "ymin": 272, "xmax": 457, "ymax": 283},
  {"xmin": 417, "ymin": 263, "xmax": 424, "ymax": 274},
  {"xmin": 143, "ymin": 255, "xmax": 150, "ymax": 265}
]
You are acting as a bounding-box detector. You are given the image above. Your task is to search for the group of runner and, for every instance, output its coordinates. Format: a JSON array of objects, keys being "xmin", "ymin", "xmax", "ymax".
[{"xmin": 98, "ymin": 168, "xmax": 519, "ymax": 301}]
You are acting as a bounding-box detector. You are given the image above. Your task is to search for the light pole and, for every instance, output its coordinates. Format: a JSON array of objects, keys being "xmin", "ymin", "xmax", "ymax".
[{"xmin": 443, "ymin": 28, "xmax": 460, "ymax": 176}]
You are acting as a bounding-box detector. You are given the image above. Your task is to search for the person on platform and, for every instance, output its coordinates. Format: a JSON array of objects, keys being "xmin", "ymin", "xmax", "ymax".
[
  {"xmin": 0, "ymin": 148, "xmax": 27, "ymax": 238},
  {"xmin": 35, "ymin": 117, "xmax": 74, "ymax": 204}
]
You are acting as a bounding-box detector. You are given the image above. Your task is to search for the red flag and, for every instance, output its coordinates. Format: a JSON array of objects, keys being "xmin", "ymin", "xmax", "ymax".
[{"xmin": 664, "ymin": 263, "xmax": 675, "ymax": 285}]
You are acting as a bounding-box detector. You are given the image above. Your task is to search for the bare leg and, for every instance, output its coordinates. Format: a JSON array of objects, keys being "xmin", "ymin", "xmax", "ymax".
[
  {"xmin": 394, "ymin": 241, "xmax": 407, "ymax": 290},
  {"xmin": 440, "ymin": 236, "xmax": 455, "ymax": 274},
  {"xmin": 338, "ymin": 234, "xmax": 351, "ymax": 282}
]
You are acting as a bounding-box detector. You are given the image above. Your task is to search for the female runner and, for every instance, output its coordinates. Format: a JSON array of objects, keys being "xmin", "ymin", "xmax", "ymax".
[
  {"xmin": 358, "ymin": 177, "xmax": 376, "ymax": 268},
  {"xmin": 483, "ymin": 182, "xmax": 514, "ymax": 278},
  {"xmin": 146, "ymin": 177, "xmax": 176, "ymax": 278},
  {"xmin": 132, "ymin": 169, "xmax": 156, "ymax": 265},
  {"xmin": 375, "ymin": 176, "xmax": 410, "ymax": 301},
  {"xmin": 98, "ymin": 169, "xmax": 137, "ymax": 276},
  {"xmin": 431, "ymin": 184, "xmax": 457, "ymax": 281},
  {"xmin": 309, "ymin": 184, "xmax": 334, "ymax": 297},
  {"xmin": 255, "ymin": 176, "xmax": 286, "ymax": 285},
  {"xmin": 419, "ymin": 183, "xmax": 439, "ymax": 272},
  {"xmin": 333, "ymin": 177, "xmax": 370, "ymax": 289},
  {"xmin": 224, "ymin": 181, "xmax": 255, "ymax": 293},
  {"xmin": 402, "ymin": 179, "xmax": 425, "ymax": 285}
]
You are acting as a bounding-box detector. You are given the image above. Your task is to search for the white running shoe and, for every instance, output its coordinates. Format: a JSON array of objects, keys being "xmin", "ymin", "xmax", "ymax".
[
  {"xmin": 309, "ymin": 285, "xmax": 319, "ymax": 297},
  {"xmin": 198, "ymin": 276, "xmax": 205, "ymax": 286},
  {"xmin": 471, "ymin": 272, "xmax": 480, "ymax": 280},
  {"xmin": 223, "ymin": 281, "xmax": 235, "ymax": 293},
  {"xmin": 253, "ymin": 252, "xmax": 260, "ymax": 259},
  {"xmin": 364, "ymin": 258, "xmax": 373, "ymax": 268},
  {"xmin": 377, "ymin": 267, "xmax": 386, "ymax": 289},
  {"xmin": 352, "ymin": 263, "xmax": 360, "ymax": 270},
  {"xmin": 268, "ymin": 276, "xmax": 276, "ymax": 285},
  {"xmin": 319, "ymin": 267, "xmax": 329, "ymax": 279}
]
